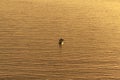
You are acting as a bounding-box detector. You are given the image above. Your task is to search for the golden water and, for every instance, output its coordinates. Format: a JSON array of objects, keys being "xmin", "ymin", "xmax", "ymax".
[{"xmin": 0, "ymin": 0, "xmax": 120, "ymax": 79}]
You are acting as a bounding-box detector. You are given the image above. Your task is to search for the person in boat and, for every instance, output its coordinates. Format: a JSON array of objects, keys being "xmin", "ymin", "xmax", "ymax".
[{"xmin": 59, "ymin": 38, "xmax": 64, "ymax": 46}]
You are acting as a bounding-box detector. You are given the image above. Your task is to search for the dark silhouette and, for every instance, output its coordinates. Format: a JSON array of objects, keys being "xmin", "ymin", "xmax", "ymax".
[{"xmin": 59, "ymin": 38, "xmax": 64, "ymax": 48}]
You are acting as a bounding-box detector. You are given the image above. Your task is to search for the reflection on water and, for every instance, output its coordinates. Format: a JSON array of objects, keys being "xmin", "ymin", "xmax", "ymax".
[{"xmin": 0, "ymin": 0, "xmax": 120, "ymax": 80}]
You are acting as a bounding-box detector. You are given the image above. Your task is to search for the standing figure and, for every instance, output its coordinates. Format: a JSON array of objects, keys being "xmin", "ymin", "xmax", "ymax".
[{"xmin": 59, "ymin": 38, "xmax": 64, "ymax": 47}]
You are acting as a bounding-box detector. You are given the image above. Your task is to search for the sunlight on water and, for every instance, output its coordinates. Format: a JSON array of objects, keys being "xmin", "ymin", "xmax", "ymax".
[{"xmin": 0, "ymin": 0, "xmax": 120, "ymax": 80}]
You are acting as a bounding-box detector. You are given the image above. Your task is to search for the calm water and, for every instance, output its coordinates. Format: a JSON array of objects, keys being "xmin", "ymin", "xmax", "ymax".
[{"xmin": 0, "ymin": 0, "xmax": 120, "ymax": 80}]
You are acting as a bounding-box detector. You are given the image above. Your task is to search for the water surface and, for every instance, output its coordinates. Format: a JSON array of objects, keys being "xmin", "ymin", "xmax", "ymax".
[{"xmin": 0, "ymin": 0, "xmax": 120, "ymax": 80}]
